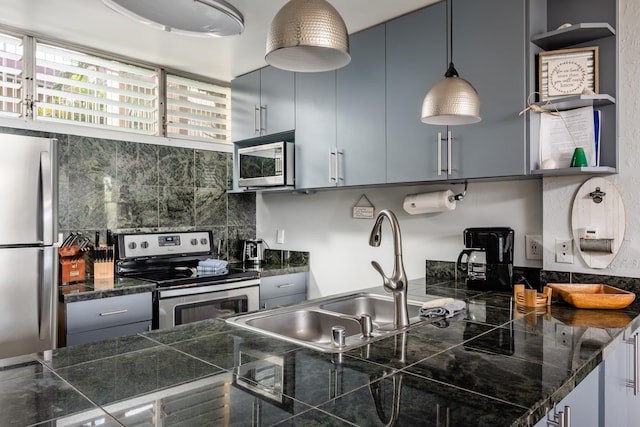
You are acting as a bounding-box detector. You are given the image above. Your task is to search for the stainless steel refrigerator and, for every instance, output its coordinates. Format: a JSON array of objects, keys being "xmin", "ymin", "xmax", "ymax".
[{"xmin": 0, "ymin": 134, "xmax": 58, "ymax": 359}]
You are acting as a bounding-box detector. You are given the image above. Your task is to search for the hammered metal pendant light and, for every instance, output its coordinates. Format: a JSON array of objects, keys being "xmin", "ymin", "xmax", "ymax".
[
  {"xmin": 421, "ymin": 0, "xmax": 480, "ymax": 125},
  {"xmin": 265, "ymin": 0, "xmax": 351, "ymax": 72}
]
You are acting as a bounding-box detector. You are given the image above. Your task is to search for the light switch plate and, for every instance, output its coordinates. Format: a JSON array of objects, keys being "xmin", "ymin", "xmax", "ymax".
[
  {"xmin": 276, "ymin": 229, "xmax": 285, "ymax": 244},
  {"xmin": 555, "ymin": 239, "xmax": 574, "ymax": 263}
]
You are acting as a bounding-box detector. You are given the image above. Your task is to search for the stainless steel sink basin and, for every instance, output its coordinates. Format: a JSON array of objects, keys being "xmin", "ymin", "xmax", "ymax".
[
  {"xmin": 227, "ymin": 292, "xmax": 431, "ymax": 353},
  {"xmin": 245, "ymin": 309, "xmax": 361, "ymax": 344},
  {"xmin": 320, "ymin": 294, "xmax": 422, "ymax": 325}
]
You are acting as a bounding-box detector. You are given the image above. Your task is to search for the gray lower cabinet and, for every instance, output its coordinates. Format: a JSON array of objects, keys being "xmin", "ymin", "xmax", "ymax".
[
  {"xmin": 534, "ymin": 363, "xmax": 601, "ymax": 427},
  {"xmin": 603, "ymin": 326, "xmax": 640, "ymax": 426},
  {"xmin": 386, "ymin": 2, "xmax": 447, "ymax": 183},
  {"xmin": 60, "ymin": 292, "xmax": 152, "ymax": 347},
  {"xmin": 231, "ymin": 67, "xmax": 295, "ymax": 142},
  {"xmin": 260, "ymin": 272, "xmax": 307, "ymax": 310},
  {"xmin": 336, "ymin": 24, "xmax": 386, "ymax": 186}
]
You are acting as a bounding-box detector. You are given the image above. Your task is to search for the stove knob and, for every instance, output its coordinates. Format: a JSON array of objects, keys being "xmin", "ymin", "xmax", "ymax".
[
  {"xmin": 141, "ymin": 241, "xmax": 149, "ymax": 249},
  {"xmin": 190, "ymin": 238, "xmax": 198, "ymax": 245},
  {"xmin": 128, "ymin": 242, "xmax": 137, "ymax": 250},
  {"xmin": 200, "ymin": 238, "xmax": 208, "ymax": 245}
]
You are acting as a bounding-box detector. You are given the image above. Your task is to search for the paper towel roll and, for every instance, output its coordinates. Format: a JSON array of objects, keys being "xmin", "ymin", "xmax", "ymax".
[{"xmin": 403, "ymin": 190, "xmax": 456, "ymax": 215}]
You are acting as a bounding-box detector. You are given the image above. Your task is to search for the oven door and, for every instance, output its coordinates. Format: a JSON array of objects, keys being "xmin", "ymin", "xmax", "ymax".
[{"xmin": 157, "ymin": 279, "xmax": 259, "ymax": 329}]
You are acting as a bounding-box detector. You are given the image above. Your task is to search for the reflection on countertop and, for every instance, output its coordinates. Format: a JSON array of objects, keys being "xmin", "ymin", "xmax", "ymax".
[
  {"xmin": 58, "ymin": 276, "xmax": 157, "ymax": 303},
  {"xmin": 3, "ymin": 277, "xmax": 639, "ymax": 426}
]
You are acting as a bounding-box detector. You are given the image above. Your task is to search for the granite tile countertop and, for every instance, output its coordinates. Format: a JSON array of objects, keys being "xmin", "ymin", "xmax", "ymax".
[
  {"xmin": 4, "ymin": 278, "xmax": 640, "ymax": 426},
  {"xmin": 59, "ymin": 277, "xmax": 157, "ymax": 303}
]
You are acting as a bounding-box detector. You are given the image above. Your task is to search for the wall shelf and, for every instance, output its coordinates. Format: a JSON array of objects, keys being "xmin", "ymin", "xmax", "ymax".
[
  {"xmin": 535, "ymin": 94, "xmax": 615, "ymax": 111},
  {"xmin": 530, "ymin": 166, "xmax": 616, "ymax": 177},
  {"xmin": 531, "ymin": 23, "xmax": 615, "ymax": 50}
]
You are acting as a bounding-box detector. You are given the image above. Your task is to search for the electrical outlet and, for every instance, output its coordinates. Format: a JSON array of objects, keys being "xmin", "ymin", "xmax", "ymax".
[
  {"xmin": 276, "ymin": 229, "xmax": 285, "ymax": 244},
  {"xmin": 555, "ymin": 239, "xmax": 574, "ymax": 263},
  {"xmin": 525, "ymin": 234, "xmax": 543, "ymax": 260}
]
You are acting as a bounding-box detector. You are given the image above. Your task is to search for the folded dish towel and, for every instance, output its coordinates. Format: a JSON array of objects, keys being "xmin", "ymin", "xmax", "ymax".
[
  {"xmin": 199, "ymin": 259, "xmax": 228, "ymax": 269},
  {"xmin": 419, "ymin": 298, "xmax": 466, "ymax": 318},
  {"xmin": 197, "ymin": 259, "xmax": 228, "ymax": 276}
]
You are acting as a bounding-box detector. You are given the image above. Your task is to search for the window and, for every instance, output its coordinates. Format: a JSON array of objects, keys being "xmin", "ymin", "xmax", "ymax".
[
  {"xmin": 35, "ymin": 43, "xmax": 159, "ymax": 135},
  {"xmin": 166, "ymin": 74, "xmax": 231, "ymax": 144},
  {"xmin": 0, "ymin": 28, "xmax": 232, "ymax": 144},
  {"xmin": 0, "ymin": 33, "xmax": 23, "ymax": 118}
]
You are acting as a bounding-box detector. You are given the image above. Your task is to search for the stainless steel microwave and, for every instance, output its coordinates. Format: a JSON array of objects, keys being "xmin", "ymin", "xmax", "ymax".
[{"xmin": 237, "ymin": 141, "xmax": 294, "ymax": 188}]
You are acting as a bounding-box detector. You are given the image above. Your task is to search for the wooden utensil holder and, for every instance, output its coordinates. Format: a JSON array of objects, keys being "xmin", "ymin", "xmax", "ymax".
[
  {"xmin": 91, "ymin": 245, "xmax": 114, "ymax": 280},
  {"xmin": 514, "ymin": 284, "xmax": 553, "ymax": 307},
  {"xmin": 59, "ymin": 246, "xmax": 86, "ymax": 283}
]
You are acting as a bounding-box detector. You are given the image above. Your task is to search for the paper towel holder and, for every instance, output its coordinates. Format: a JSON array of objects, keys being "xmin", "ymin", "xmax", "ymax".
[{"xmin": 450, "ymin": 181, "xmax": 468, "ymax": 202}]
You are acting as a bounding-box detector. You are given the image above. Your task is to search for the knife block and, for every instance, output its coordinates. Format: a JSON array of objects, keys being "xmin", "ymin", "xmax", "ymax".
[
  {"xmin": 59, "ymin": 246, "xmax": 86, "ymax": 283},
  {"xmin": 89, "ymin": 245, "xmax": 114, "ymax": 280}
]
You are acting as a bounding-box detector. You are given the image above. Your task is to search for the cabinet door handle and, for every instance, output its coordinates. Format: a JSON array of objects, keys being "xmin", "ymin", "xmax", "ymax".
[
  {"xmin": 277, "ymin": 283, "xmax": 296, "ymax": 288},
  {"xmin": 437, "ymin": 132, "xmax": 442, "ymax": 176},
  {"xmin": 635, "ymin": 332, "xmax": 639, "ymax": 396},
  {"xmin": 99, "ymin": 309, "xmax": 128, "ymax": 317},
  {"xmin": 254, "ymin": 105, "xmax": 260, "ymax": 135},
  {"xmin": 447, "ymin": 130, "xmax": 452, "ymax": 175},
  {"xmin": 337, "ymin": 150, "xmax": 344, "ymax": 183},
  {"xmin": 260, "ymin": 105, "xmax": 267, "ymax": 134},
  {"xmin": 329, "ymin": 148, "xmax": 337, "ymax": 183}
]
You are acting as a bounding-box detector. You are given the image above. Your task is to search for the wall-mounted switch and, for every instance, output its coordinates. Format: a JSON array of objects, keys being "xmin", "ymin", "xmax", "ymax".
[{"xmin": 276, "ymin": 229, "xmax": 285, "ymax": 244}]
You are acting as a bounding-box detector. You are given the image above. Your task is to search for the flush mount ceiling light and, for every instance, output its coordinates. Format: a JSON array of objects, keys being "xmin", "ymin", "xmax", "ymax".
[
  {"xmin": 102, "ymin": 0, "xmax": 244, "ymax": 37},
  {"xmin": 265, "ymin": 0, "xmax": 351, "ymax": 72},
  {"xmin": 421, "ymin": 0, "xmax": 480, "ymax": 125}
]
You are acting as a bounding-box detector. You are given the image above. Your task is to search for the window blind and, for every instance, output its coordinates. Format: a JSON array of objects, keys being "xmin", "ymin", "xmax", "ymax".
[
  {"xmin": 35, "ymin": 43, "xmax": 159, "ymax": 134},
  {"xmin": 166, "ymin": 74, "xmax": 231, "ymax": 144},
  {"xmin": 0, "ymin": 33, "xmax": 23, "ymax": 118}
]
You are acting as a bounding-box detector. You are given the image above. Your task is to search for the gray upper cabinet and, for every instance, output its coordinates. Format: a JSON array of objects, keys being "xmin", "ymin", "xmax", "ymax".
[
  {"xmin": 336, "ymin": 24, "xmax": 387, "ymax": 186},
  {"xmin": 295, "ymin": 71, "xmax": 337, "ymax": 189},
  {"xmin": 386, "ymin": 3, "xmax": 447, "ymax": 183},
  {"xmin": 231, "ymin": 67, "xmax": 295, "ymax": 142},
  {"xmin": 446, "ymin": 0, "xmax": 528, "ymax": 179}
]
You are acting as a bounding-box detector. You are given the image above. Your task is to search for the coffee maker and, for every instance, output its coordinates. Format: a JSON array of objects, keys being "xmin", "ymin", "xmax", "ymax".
[{"xmin": 456, "ymin": 227, "xmax": 514, "ymax": 290}]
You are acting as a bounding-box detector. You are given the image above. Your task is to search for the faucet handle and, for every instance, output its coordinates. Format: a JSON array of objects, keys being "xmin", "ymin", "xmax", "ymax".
[{"xmin": 371, "ymin": 261, "xmax": 395, "ymax": 293}]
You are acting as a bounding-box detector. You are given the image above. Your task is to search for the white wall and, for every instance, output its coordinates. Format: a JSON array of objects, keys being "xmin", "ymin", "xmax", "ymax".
[
  {"xmin": 542, "ymin": 0, "xmax": 640, "ymax": 278},
  {"xmin": 257, "ymin": 180, "xmax": 542, "ymax": 298}
]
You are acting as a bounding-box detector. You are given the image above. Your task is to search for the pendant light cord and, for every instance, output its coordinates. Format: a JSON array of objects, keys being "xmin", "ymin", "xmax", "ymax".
[{"xmin": 444, "ymin": 0, "xmax": 459, "ymax": 78}]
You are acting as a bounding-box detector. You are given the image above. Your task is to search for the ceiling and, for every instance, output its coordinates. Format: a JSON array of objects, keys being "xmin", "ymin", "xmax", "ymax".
[{"xmin": 0, "ymin": 0, "xmax": 439, "ymax": 83}]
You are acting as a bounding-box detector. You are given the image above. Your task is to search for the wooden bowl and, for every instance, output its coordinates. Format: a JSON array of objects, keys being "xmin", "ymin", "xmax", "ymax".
[{"xmin": 547, "ymin": 283, "xmax": 636, "ymax": 309}]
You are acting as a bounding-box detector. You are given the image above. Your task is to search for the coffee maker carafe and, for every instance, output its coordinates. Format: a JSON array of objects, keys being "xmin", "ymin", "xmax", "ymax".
[{"xmin": 456, "ymin": 227, "xmax": 514, "ymax": 290}]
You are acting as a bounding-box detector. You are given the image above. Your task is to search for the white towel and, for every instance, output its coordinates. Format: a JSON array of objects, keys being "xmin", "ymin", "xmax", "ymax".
[
  {"xmin": 199, "ymin": 258, "xmax": 228, "ymax": 269},
  {"xmin": 419, "ymin": 299, "xmax": 466, "ymax": 318}
]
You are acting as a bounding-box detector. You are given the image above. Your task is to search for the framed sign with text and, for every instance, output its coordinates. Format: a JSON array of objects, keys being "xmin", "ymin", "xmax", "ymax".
[{"xmin": 538, "ymin": 46, "xmax": 599, "ymax": 101}]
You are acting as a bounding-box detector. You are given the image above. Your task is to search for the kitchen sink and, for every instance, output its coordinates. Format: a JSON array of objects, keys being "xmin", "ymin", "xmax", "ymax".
[
  {"xmin": 227, "ymin": 293, "xmax": 430, "ymax": 353},
  {"xmin": 319, "ymin": 294, "xmax": 422, "ymax": 326}
]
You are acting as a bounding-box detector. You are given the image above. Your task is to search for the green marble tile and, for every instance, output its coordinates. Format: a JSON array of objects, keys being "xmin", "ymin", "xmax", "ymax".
[
  {"xmin": 195, "ymin": 187, "xmax": 227, "ymax": 227},
  {"xmin": 195, "ymin": 149, "xmax": 228, "ymax": 188},
  {"xmin": 159, "ymin": 185, "xmax": 195, "ymax": 227},
  {"xmin": 158, "ymin": 146, "xmax": 194, "ymax": 186},
  {"xmin": 118, "ymin": 184, "xmax": 159, "ymax": 228},
  {"xmin": 116, "ymin": 140, "xmax": 158, "ymax": 186}
]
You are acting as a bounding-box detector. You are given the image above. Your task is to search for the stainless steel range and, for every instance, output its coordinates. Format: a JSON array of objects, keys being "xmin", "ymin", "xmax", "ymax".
[{"xmin": 115, "ymin": 230, "xmax": 260, "ymax": 330}]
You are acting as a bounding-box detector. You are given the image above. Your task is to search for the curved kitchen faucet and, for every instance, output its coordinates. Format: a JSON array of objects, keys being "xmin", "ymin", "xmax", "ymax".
[{"xmin": 369, "ymin": 209, "xmax": 410, "ymax": 328}]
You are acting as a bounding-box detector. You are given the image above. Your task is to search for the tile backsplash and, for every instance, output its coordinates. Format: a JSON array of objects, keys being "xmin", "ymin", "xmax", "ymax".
[{"xmin": 1, "ymin": 127, "xmax": 255, "ymax": 262}]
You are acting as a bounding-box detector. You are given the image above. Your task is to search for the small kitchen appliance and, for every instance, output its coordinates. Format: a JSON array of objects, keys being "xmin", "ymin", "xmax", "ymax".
[
  {"xmin": 115, "ymin": 230, "xmax": 260, "ymax": 329},
  {"xmin": 237, "ymin": 140, "xmax": 294, "ymax": 188},
  {"xmin": 456, "ymin": 227, "xmax": 514, "ymax": 290},
  {"xmin": 243, "ymin": 239, "xmax": 264, "ymax": 265}
]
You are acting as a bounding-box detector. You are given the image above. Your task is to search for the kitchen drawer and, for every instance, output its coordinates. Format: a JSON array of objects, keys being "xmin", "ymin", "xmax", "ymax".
[
  {"xmin": 260, "ymin": 273, "xmax": 306, "ymax": 301},
  {"xmin": 66, "ymin": 320, "xmax": 151, "ymax": 346},
  {"xmin": 261, "ymin": 293, "xmax": 307, "ymax": 310},
  {"xmin": 66, "ymin": 292, "xmax": 152, "ymax": 334}
]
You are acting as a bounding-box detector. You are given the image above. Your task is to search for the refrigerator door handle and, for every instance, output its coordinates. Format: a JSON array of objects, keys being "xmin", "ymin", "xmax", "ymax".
[
  {"xmin": 38, "ymin": 247, "xmax": 56, "ymax": 343},
  {"xmin": 40, "ymin": 151, "xmax": 53, "ymax": 246}
]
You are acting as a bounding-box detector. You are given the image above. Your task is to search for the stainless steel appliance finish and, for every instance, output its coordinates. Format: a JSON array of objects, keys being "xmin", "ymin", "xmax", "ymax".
[
  {"xmin": 157, "ymin": 278, "xmax": 259, "ymax": 329},
  {"xmin": 242, "ymin": 239, "xmax": 264, "ymax": 265},
  {"xmin": 237, "ymin": 141, "xmax": 294, "ymax": 188},
  {"xmin": 0, "ymin": 134, "xmax": 58, "ymax": 359},
  {"xmin": 115, "ymin": 230, "xmax": 260, "ymax": 330}
]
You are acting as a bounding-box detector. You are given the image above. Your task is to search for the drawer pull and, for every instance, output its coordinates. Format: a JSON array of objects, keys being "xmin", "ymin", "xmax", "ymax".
[
  {"xmin": 277, "ymin": 284, "xmax": 296, "ymax": 288},
  {"xmin": 99, "ymin": 309, "xmax": 128, "ymax": 317}
]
